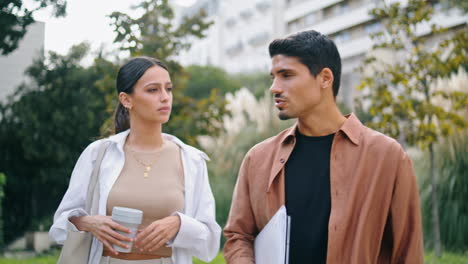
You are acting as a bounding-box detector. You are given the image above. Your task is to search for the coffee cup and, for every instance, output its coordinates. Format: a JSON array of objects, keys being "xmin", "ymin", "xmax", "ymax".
[{"xmin": 111, "ymin": 206, "xmax": 143, "ymax": 253}]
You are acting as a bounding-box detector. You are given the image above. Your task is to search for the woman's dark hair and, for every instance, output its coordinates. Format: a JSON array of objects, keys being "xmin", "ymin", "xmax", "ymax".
[
  {"xmin": 114, "ymin": 57, "xmax": 169, "ymax": 134},
  {"xmin": 269, "ymin": 30, "xmax": 342, "ymax": 97}
]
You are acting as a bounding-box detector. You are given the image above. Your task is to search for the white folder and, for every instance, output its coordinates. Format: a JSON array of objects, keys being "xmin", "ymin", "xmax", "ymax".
[{"xmin": 254, "ymin": 205, "xmax": 291, "ymax": 264}]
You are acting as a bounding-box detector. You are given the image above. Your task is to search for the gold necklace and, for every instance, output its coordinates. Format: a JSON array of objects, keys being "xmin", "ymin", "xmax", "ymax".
[{"xmin": 126, "ymin": 144, "xmax": 164, "ymax": 178}]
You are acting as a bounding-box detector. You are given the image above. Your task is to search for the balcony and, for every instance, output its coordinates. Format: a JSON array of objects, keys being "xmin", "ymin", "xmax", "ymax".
[
  {"xmin": 306, "ymin": 3, "xmax": 374, "ymax": 36},
  {"xmin": 336, "ymin": 36, "xmax": 373, "ymax": 59},
  {"xmin": 226, "ymin": 42, "xmax": 244, "ymax": 56},
  {"xmin": 285, "ymin": 0, "xmax": 343, "ymax": 23},
  {"xmin": 335, "ymin": 8, "xmax": 467, "ymax": 59},
  {"xmin": 225, "ymin": 17, "xmax": 236, "ymax": 28},
  {"xmin": 240, "ymin": 9, "xmax": 254, "ymax": 20},
  {"xmin": 248, "ymin": 31, "xmax": 270, "ymax": 46},
  {"xmin": 256, "ymin": 0, "xmax": 271, "ymax": 12}
]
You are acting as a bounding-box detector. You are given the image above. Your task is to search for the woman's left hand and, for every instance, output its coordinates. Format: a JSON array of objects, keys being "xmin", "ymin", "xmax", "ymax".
[{"xmin": 134, "ymin": 215, "xmax": 181, "ymax": 252}]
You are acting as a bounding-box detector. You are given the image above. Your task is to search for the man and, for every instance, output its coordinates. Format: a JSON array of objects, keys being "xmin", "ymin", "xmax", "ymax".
[{"xmin": 223, "ymin": 30, "xmax": 423, "ymax": 263}]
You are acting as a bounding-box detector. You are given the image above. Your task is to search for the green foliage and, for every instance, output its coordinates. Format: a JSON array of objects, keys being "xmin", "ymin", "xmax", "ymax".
[
  {"xmin": 419, "ymin": 131, "xmax": 468, "ymax": 251},
  {"xmin": 0, "ymin": 173, "xmax": 5, "ymax": 249},
  {"xmin": 424, "ymin": 251, "xmax": 468, "ymax": 264},
  {"xmin": 0, "ymin": 43, "xmax": 110, "ymax": 243},
  {"xmin": 231, "ymin": 71, "xmax": 272, "ymax": 98},
  {"xmin": 183, "ymin": 65, "xmax": 241, "ymax": 99},
  {"xmin": 444, "ymin": 0, "xmax": 468, "ymax": 12},
  {"xmin": 0, "ymin": 0, "xmax": 67, "ymax": 55},
  {"xmin": 0, "ymin": 255, "xmax": 58, "ymax": 264},
  {"xmin": 193, "ymin": 253, "xmax": 226, "ymax": 264}
]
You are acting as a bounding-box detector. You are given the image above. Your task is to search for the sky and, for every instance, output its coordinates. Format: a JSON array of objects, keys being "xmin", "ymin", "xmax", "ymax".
[{"xmin": 28, "ymin": 0, "xmax": 197, "ymax": 56}]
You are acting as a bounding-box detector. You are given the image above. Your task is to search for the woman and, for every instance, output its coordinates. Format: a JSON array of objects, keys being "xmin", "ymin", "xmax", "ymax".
[{"xmin": 49, "ymin": 57, "xmax": 221, "ymax": 264}]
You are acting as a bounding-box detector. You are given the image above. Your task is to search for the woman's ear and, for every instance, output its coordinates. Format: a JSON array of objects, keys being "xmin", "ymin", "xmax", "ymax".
[
  {"xmin": 119, "ymin": 92, "xmax": 132, "ymax": 110},
  {"xmin": 319, "ymin": 68, "xmax": 334, "ymax": 90}
]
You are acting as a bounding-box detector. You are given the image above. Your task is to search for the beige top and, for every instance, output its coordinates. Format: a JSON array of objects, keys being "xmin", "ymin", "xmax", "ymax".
[{"xmin": 107, "ymin": 140, "xmax": 185, "ymax": 257}]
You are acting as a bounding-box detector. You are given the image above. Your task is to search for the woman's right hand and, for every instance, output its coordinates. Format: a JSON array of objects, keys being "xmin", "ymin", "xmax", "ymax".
[{"xmin": 70, "ymin": 215, "xmax": 132, "ymax": 255}]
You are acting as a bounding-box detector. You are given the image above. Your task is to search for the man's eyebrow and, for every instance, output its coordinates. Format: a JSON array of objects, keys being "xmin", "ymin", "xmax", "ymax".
[{"xmin": 271, "ymin": 69, "xmax": 293, "ymax": 76}]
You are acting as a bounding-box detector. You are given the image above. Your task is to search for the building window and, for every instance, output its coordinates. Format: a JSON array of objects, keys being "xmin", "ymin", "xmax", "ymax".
[
  {"xmin": 226, "ymin": 42, "xmax": 244, "ymax": 56},
  {"xmin": 333, "ymin": 2, "xmax": 349, "ymax": 16},
  {"xmin": 226, "ymin": 17, "xmax": 236, "ymax": 28},
  {"xmin": 240, "ymin": 9, "xmax": 253, "ymax": 20},
  {"xmin": 248, "ymin": 31, "xmax": 270, "ymax": 46},
  {"xmin": 304, "ymin": 12, "xmax": 316, "ymax": 26},
  {"xmin": 256, "ymin": 1, "xmax": 271, "ymax": 12},
  {"xmin": 288, "ymin": 18, "xmax": 303, "ymax": 33},
  {"xmin": 334, "ymin": 31, "xmax": 351, "ymax": 44}
]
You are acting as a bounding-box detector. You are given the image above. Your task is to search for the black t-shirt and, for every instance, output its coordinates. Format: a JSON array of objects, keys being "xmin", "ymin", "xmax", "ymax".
[{"xmin": 285, "ymin": 129, "xmax": 334, "ymax": 263}]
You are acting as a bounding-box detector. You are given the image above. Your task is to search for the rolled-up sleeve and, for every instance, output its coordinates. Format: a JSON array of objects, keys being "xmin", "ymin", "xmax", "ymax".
[
  {"xmin": 170, "ymin": 159, "xmax": 221, "ymax": 262},
  {"xmin": 389, "ymin": 151, "xmax": 424, "ymax": 263},
  {"xmin": 223, "ymin": 151, "xmax": 257, "ymax": 264}
]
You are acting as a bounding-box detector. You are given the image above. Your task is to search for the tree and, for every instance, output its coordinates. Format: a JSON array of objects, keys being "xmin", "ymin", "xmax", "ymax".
[
  {"xmin": 0, "ymin": 43, "xmax": 110, "ymax": 243},
  {"xmin": 357, "ymin": 0, "xmax": 467, "ymax": 256},
  {"xmin": 109, "ymin": 0, "xmax": 212, "ymax": 76},
  {"xmin": 0, "ymin": 0, "xmax": 67, "ymax": 55},
  {"xmin": 107, "ymin": 0, "xmax": 227, "ymax": 146},
  {"xmin": 231, "ymin": 71, "xmax": 272, "ymax": 99},
  {"xmin": 183, "ymin": 65, "xmax": 241, "ymax": 99},
  {"xmin": 0, "ymin": 172, "xmax": 6, "ymax": 249},
  {"xmin": 415, "ymin": 68, "xmax": 468, "ymax": 252},
  {"xmin": 445, "ymin": 0, "xmax": 468, "ymax": 12}
]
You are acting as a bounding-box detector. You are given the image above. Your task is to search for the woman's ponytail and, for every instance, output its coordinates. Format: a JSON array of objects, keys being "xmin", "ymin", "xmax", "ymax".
[{"xmin": 114, "ymin": 102, "xmax": 130, "ymax": 134}]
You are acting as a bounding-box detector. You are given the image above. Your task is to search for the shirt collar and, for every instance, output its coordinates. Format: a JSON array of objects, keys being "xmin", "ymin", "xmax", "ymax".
[
  {"xmin": 279, "ymin": 113, "xmax": 362, "ymax": 146},
  {"xmin": 339, "ymin": 113, "xmax": 362, "ymax": 145}
]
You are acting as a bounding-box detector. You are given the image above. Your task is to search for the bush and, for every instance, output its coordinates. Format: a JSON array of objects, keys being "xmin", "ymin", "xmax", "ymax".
[
  {"xmin": 0, "ymin": 173, "xmax": 5, "ymax": 250},
  {"xmin": 417, "ymin": 130, "xmax": 468, "ymax": 251}
]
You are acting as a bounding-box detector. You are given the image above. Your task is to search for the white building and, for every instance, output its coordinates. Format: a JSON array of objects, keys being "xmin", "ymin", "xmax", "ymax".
[
  {"xmin": 177, "ymin": 0, "xmax": 285, "ymax": 73},
  {"xmin": 0, "ymin": 22, "xmax": 45, "ymax": 102},
  {"xmin": 178, "ymin": 0, "xmax": 467, "ymax": 108}
]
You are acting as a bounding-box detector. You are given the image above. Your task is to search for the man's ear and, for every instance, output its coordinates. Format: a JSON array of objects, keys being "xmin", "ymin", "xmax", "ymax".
[
  {"xmin": 319, "ymin": 68, "xmax": 334, "ymax": 90},
  {"xmin": 119, "ymin": 92, "xmax": 132, "ymax": 110}
]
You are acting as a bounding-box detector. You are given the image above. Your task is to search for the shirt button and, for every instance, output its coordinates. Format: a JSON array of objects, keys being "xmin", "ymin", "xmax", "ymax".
[{"xmin": 280, "ymin": 158, "xmax": 285, "ymax": 163}]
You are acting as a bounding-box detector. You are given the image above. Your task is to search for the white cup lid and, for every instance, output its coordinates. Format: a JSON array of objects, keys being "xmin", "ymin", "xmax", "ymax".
[{"xmin": 112, "ymin": 207, "xmax": 143, "ymax": 224}]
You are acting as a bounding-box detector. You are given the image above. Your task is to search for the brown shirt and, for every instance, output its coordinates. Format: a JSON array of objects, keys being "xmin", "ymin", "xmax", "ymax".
[
  {"xmin": 223, "ymin": 113, "xmax": 423, "ymax": 264},
  {"xmin": 107, "ymin": 141, "xmax": 185, "ymax": 257}
]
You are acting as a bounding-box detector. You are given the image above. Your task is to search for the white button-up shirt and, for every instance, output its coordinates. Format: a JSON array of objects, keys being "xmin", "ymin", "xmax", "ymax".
[{"xmin": 49, "ymin": 130, "xmax": 221, "ymax": 264}]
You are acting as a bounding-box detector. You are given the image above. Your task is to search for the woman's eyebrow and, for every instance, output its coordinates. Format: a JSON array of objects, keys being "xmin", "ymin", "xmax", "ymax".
[{"xmin": 144, "ymin": 81, "xmax": 173, "ymax": 87}]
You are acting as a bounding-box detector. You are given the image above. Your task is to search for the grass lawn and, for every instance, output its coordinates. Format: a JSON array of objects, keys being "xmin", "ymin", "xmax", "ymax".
[
  {"xmin": 194, "ymin": 254, "xmax": 225, "ymax": 264},
  {"xmin": 0, "ymin": 252, "xmax": 226, "ymax": 264},
  {"xmin": 1, "ymin": 251, "xmax": 468, "ymax": 264},
  {"xmin": 424, "ymin": 251, "xmax": 468, "ymax": 264}
]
